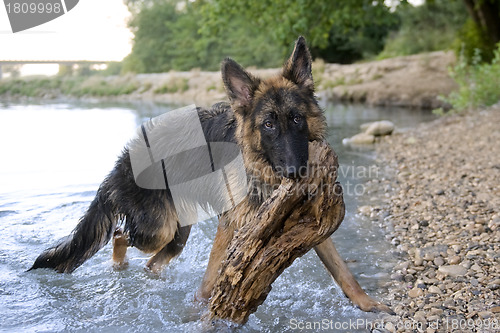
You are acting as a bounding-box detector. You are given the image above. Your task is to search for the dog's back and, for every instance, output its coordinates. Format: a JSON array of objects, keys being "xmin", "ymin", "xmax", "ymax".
[{"xmin": 29, "ymin": 102, "xmax": 240, "ymax": 273}]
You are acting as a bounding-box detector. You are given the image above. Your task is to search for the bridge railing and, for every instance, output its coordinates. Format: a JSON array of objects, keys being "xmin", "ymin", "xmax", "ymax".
[{"xmin": 0, "ymin": 60, "xmax": 110, "ymax": 79}]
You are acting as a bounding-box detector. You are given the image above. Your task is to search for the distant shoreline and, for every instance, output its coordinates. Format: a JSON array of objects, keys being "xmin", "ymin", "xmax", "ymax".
[{"xmin": 0, "ymin": 51, "xmax": 457, "ymax": 109}]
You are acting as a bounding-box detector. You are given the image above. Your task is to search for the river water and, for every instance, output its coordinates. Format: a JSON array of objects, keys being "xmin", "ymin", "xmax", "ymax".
[{"xmin": 0, "ymin": 101, "xmax": 435, "ymax": 332}]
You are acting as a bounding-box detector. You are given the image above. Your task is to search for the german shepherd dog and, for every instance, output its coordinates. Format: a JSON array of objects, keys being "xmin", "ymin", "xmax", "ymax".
[{"xmin": 30, "ymin": 37, "xmax": 391, "ymax": 314}]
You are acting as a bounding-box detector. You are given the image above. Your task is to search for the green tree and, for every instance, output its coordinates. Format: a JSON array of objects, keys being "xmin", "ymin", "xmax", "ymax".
[
  {"xmin": 125, "ymin": 0, "xmax": 184, "ymax": 73},
  {"xmin": 462, "ymin": 0, "xmax": 500, "ymax": 48},
  {"xmin": 2, "ymin": 65, "xmax": 21, "ymax": 78},
  {"xmin": 379, "ymin": 0, "xmax": 468, "ymax": 58},
  {"xmin": 124, "ymin": 0, "xmax": 401, "ymax": 72},
  {"xmin": 123, "ymin": 0, "xmax": 283, "ymax": 72},
  {"xmin": 200, "ymin": 0, "xmax": 398, "ymax": 61},
  {"xmin": 311, "ymin": 4, "xmax": 399, "ymax": 63},
  {"xmin": 457, "ymin": 0, "xmax": 500, "ymax": 62}
]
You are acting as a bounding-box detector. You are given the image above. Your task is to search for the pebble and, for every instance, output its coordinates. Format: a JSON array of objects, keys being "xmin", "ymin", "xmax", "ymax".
[
  {"xmin": 443, "ymin": 299, "xmax": 455, "ymax": 308},
  {"xmin": 384, "ymin": 322, "xmax": 395, "ymax": 333},
  {"xmin": 358, "ymin": 205, "xmax": 372, "ymax": 216},
  {"xmin": 438, "ymin": 265, "xmax": 467, "ymax": 277},
  {"xmin": 390, "ymin": 273, "xmax": 404, "ymax": 281},
  {"xmin": 429, "ymin": 307, "xmax": 443, "ymax": 315},
  {"xmin": 408, "ymin": 287, "xmax": 423, "ymax": 297},
  {"xmin": 433, "ymin": 257, "xmax": 444, "ymax": 266},
  {"xmin": 478, "ymin": 311, "xmax": 493, "ymax": 319},
  {"xmin": 427, "ymin": 286, "xmax": 441, "ymax": 294},
  {"xmin": 448, "ymin": 255, "xmax": 461, "ymax": 264},
  {"xmin": 470, "ymin": 263, "xmax": 483, "ymax": 272},
  {"xmin": 394, "ymin": 261, "xmax": 409, "ymax": 271},
  {"xmin": 423, "ymin": 253, "xmax": 435, "ymax": 261},
  {"xmin": 404, "ymin": 274, "xmax": 415, "ymax": 282},
  {"xmin": 490, "ymin": 283, "xmax": 500, "ymax": 291}
]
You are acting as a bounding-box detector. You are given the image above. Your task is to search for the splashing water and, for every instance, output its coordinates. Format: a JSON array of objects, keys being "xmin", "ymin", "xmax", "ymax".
[{"xmin": 0, "ymin": 101, "xmax": 435, "ymax": 332}]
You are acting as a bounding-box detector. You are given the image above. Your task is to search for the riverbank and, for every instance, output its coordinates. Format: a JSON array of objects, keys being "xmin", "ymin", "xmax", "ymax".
[
  {"xmin": 362, "ymin": 105, "xmax": 500, "ymax": 332},
  {"xmin": 0, "ymin": 51, "xmax": 456, "ymax": 109}
]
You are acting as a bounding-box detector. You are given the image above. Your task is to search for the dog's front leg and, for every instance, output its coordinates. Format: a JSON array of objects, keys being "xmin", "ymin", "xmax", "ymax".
[
  {"xmin": 314, "ymin": 237, "xmax": 394, "ymax": 314},
  {"xmin": 195, "ymin": 221, "xmax": 235, "ymax": 301}
]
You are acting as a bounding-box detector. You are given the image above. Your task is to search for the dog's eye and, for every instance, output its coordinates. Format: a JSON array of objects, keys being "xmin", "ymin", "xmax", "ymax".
[
  {"xmin": 293, "ymin": 115, "xmax": 302, "ymax": 124},
  {"xmin": 264, "ymin": 121, "xmax": 274, "ymax": 129}
]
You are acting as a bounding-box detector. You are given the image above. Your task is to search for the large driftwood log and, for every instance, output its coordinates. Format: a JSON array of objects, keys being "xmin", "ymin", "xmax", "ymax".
[{"xmin": 208, "ymin": 140, "xmax": 345, "ymax": 324}]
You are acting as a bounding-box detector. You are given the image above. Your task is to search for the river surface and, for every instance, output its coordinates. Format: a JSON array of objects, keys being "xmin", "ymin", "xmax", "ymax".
[{"xmin": 0, "ymin": 101, "xmax": 435, "ymax": 332}]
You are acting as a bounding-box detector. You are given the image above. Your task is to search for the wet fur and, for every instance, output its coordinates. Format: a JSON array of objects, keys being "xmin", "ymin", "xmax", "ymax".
[
  {"xmin": 30, "ymin": 36, "xmax": 323, "ymax": 273},
  {"xmin": 29, "ymin": 37, "xmax": 393, "ymax": 316}
]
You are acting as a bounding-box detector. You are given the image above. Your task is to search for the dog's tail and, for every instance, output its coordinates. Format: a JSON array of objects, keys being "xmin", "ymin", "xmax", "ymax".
[{"xmin": 29, "ymin": 189, "xmax": 116, "ymax": 273}]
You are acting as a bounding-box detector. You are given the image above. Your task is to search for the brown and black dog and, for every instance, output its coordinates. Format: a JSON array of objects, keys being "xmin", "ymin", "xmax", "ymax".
[{"xmin": 30, "ymin": 36, "xmax": 391, "ymax": 314}]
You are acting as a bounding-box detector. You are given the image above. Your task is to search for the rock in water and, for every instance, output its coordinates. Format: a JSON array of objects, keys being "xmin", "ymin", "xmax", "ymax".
[
  {"xmin": 343, "ymin": 132, "xmax": 375, "ymax": 145},
  {"xmin": 360, "ymin": 122, "xmax": 374, "ymax": 132},
  {"xmin": 365, "ymin": 120, "xmax": 395, "ymax": 136},
  {"xmin": 438, "ymin": 265, "xmax": 467, "ymax": 277}
]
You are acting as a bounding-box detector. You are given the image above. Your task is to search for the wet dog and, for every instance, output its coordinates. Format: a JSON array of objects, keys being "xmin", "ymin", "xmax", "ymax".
[{"xmin": 30, "ymin": 37, "xmax": 391, "ymax": 314}]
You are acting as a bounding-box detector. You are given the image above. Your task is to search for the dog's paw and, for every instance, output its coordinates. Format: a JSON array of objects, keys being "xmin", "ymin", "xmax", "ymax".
[
  {"xmin": 358, "ymin": 299, "xmax": 395, "ymax": 315},
  {"xmin": 144, "ymin": 264, "xmax": 163, "ymax": 278},
  {"xmin": 112, "ymin": 261, "xmax": 129, "ymax": 271}
]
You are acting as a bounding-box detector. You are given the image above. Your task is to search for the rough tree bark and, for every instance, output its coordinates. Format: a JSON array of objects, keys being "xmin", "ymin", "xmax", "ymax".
[{"xmin": 208, "ymin": 140, "xmax": 345, "ymax": 324}]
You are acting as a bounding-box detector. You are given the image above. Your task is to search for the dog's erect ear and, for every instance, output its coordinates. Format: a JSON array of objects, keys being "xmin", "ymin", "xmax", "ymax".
[
  {"xmin": 282, "ymin": 36, "xmax": 314, "ymax": 92},
  {"xmin": 221, "ymin": 58, "xmax": 259, "ymax": 110}
]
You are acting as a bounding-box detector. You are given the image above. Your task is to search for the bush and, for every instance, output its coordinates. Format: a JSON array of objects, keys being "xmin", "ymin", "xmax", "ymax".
[
  {"xmin": 0, "ymin": 76, "xmax": 139, "ymax": 98},
  {"xmin": 453, "ymin": 19, "xmax": 496, "ymax": 64},
  {"xmin": 101, "ymin": 62, "xmax": 123, "ymax": 76},
  {"xmin": 378, "ymin": 0, "xmax": 467, "ymax": 59},
  {"xmin": 153, "ymin": 77, "xmax": 189, "ymax": 94},
  {"xmin": 0, "ymin": 78, "xmax": 63, "ymax": 96},
  {"xmin": 440, "ymin": 43, "xmax": 500, "ymax": 113},
  {"xmin": 73, "ymin": 77, "xmax": 139, "ymax": 96}
]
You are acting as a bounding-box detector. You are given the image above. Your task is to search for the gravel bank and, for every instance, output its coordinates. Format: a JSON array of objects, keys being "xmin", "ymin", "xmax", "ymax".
[
  {"xmin": 362, "ymin": 106, "xmax": 500, "ymax": 332},
  {"xmin": 318, "ymin": 51, "xmax": 457, "ymax": 109}
]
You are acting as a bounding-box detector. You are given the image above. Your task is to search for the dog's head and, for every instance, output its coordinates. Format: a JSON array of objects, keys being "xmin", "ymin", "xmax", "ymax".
[{"xmin": 222, "ymin": 36, "xmax": 325, "ymax": 179}]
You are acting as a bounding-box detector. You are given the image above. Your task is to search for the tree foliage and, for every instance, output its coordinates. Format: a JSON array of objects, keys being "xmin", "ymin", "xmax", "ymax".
[
  {"xmin": 123, "ymin": 0, "xmax": 398, "ymax": 72},
  {"xmin": 199, "ymin": 0, "xmax": 398, "ymax": 63},
  {"xmin": 201, "ymin": 0, "xmax": 395, "ymax": 49},
  {"xmin": 123, "ymin": 0, "xmax": 283, "ymax": 73},
  {"xmin": 440, "ymin": 43, "xmax": 500, "ymax": 112},
  {"xmin": 379, "ymin": 0, "xmax": 468, "ymax": 58},
  {"xmin": 122, "ymin": 0, "xmax": 500, "ymax": 73},
  {"xmin": 458, "ymin": 0, "xmax": 500, "ymax": 62}
]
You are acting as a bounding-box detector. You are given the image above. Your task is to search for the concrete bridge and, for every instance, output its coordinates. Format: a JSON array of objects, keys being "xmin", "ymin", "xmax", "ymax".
[{"xmin": 0, "ymin": 60, "xmax": 110, "ymax": 79}]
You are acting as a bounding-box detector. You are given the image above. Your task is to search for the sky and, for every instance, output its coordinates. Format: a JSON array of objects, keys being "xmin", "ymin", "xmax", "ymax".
[{"xmin": 0, "ymin": 0, "xmax": 133, "ymax": 75}]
